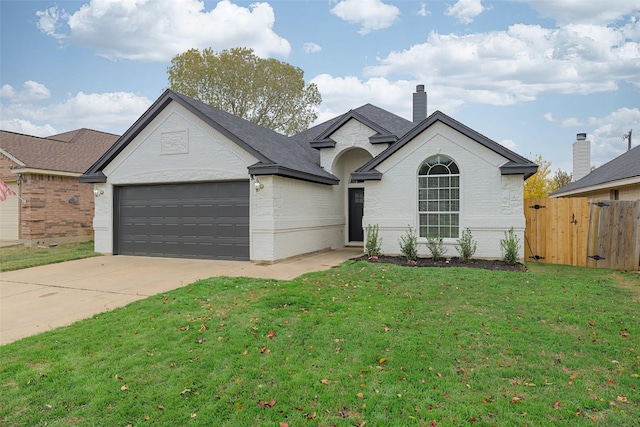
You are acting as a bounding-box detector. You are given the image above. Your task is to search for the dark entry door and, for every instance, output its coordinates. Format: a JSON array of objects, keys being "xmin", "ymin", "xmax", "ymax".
[{"xmin": 348, "ymin": 188, "xmax": 364, "ymax": 242}]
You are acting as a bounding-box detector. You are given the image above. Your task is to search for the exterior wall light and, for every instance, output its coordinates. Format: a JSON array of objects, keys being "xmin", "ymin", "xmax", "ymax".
[
  {"xmin": 93, "ymin": 187, "xmax": 104, "ymax": 198},
  {"xmin": 254, "ymin": 179, "xmax": 264, "ymax": 192}
]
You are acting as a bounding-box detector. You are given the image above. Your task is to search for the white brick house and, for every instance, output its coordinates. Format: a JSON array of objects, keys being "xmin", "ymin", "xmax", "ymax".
[{"xmin": 81, "ymin": 87, "xmax": 537, "ymax": 262}]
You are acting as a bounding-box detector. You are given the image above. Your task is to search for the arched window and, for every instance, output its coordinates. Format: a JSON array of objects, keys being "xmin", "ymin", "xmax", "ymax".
[{"xmin": 418, "ymin": 155, "xmax": 460, "ymax": 238}]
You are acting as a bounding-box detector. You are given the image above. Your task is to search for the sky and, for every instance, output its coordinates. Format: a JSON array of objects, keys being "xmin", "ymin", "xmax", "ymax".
[{"xmin": 1, "ymin": 0, "xmax": 639, "ymax": 174}]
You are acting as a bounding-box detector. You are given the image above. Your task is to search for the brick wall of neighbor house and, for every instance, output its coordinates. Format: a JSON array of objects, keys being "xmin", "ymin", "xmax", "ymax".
[
  {"xmin": 19, "ymin": 174, "xmax": 95, "ymax": 245},
  {"xmin": 251, "ymin": 175, "xmax": 344, "ymax": 262},
  {"xmin": 364, "ymin": 121, "xmax": 526, "ymax": 260}
]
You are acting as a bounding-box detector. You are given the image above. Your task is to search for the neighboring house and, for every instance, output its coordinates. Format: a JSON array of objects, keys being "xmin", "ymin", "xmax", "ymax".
[
  {"xmin": 0, "ymin": 129, "xmax": 119, "ymax": 245},
  {"xmin": 81, "ymin": 87, "xmax": 537, "ymax": 262},
  {"xmin": 551, "ymin": 143, "xmax": 640, "ymax": 200}
]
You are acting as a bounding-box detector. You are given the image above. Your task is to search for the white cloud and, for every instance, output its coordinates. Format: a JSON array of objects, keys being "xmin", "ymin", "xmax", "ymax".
[
  {"xmin": 1, "ymin": 119, "xmax": 58, "ymax": 137},
  {"xmin": 499, "ymin": 139, "xmax": 517, "ymax": 150},
  {"xmin": 330, "ymin": 0, "xmax": 400, "ymax": 35},
  {"xmin": 543, "ymin": 112, "xmax": 555, "ymax": 122},
  {"xmin": 587, "ymin": 107, "xmax": 640, "ymax": 166},
  {"xmin": 518, "ymin": 0, "xmax": 640, "ymax": 25},
  {"xmin": 445, "ymin": 0, "xmax": 485, "ymax": 24},
  {"xmin": 362, "ymin": 21, "xmax": 640, "ymax": 106},
  {"xmin": 1, "ymin": 82, "xmax": 151, "ymax": 136},
  {"xmin": 36, "ymin": 0, "xmax": 291, "ymax": 61},
  {"xmin": 36, "ymin": 6, "xmax": 67, "ymax": 41},
  {"xmin": 303, "ymin": 42, "xmax": 322, "ymax": 54},
  {"xmin": 1, "ymin": 82, "xmax": 51, "ymax": 103},
  {"xmin": 310, "ymin": 75, "xmax": 464, "ymax": 123},
  {"xmin": 418, "ymin": 3, "xmax": 430, "ymax": 17},
  {"xmin": 560, "ymin": 117, "xmax": 584, "ymax": 128}
]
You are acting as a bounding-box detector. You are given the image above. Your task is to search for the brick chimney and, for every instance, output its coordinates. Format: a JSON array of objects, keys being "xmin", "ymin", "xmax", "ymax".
[
  {"xmin": 413, "ymin": 85, "xmax": 427, "ymax": 123},
  {"xmin": 572, "ymin": 133, "xmax": 591, "ymax": 181}
]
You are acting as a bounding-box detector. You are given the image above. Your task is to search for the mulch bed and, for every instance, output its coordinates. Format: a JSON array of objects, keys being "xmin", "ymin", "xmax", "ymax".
[{"xmin": 354, "ymin": 255, "xmax": 527, "ymax": 272}]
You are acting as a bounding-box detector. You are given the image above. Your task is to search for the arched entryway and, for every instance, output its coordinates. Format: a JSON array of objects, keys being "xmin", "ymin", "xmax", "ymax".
[{"xmin": 332, "ymin": 148, "xmax": 373, "ymax": 244}]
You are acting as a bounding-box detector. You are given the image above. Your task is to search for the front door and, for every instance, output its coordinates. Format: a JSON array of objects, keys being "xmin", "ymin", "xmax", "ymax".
[{"xmin": 348, "ymin": 188, "xmax": 364, "ymax": 242}]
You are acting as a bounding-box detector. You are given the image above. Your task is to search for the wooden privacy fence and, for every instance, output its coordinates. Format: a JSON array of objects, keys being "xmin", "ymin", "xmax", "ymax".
[{"xmin": 524, "ymin": 197, "xmax": 640, "ymax": 271}]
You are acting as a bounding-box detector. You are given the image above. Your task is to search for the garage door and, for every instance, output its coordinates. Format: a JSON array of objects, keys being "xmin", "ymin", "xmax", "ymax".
[
  {"xmin": 0, "ymin": 182, "xmax": 19, "ymax": 241},
  {"xmin": 115, "ymin": 181, "xmax": 249, "ymax": 260}
]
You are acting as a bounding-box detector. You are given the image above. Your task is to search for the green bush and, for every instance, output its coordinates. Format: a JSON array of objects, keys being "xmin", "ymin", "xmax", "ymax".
[
  {"xmin": 398, "ymin": 226, "xmax": 418, "ymax": 261},
  {"xmin": 455, "ymin": 228, "xmax": 477, "ymax": 262},
  {"xmin": 426, "ymin": 235, "xmax": 447, "ymax": 261},
  {"xmin": 365, "ymin": 224, "xmax": 381, "ymax": 257},
  {"xmin": 500, "ymin": 227, "xmax": 520, "ymax": 265}
]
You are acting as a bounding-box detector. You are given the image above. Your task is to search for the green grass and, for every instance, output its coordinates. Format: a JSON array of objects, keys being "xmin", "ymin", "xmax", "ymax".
[
  {"xmin": 1, "ymin": 262, "xmax": 638, "ymax": 426},
  {"xmin": 0, "ymin": 241, "xmax": 99, "ymax": 272}
]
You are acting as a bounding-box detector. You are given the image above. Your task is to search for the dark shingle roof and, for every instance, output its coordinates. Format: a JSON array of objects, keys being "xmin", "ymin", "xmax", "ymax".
[
  {"xmin": 351, "ymin": 110, "xmax": 538, "ymax": 180},
  {"xmin": 0, "ymin": 128, "xmax": 118, "ymax": 174},
  {"xmin": 551, "ymin": 144, "xmax": 640, "ymax": 196},
  {"xmin": 81, "ymin": 90, "xmax": 339, "ymax": 185}
]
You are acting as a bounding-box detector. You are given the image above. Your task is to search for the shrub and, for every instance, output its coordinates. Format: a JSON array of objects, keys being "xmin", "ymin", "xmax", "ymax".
[
  {"xmin": 365, "ymin": 224, "xmax": 381, "ymax": 258},
  {"xmin": 500, "ymin": 227, "xmax": 520, "ymax": 265},
  {"xmin": 426, "ymin": 236, "xmax": 447, "ymax": 261},
  {"xmin": 399, "ymin": 226, "xmax": 418, "ymax": 262},
  {"xmin": 455, "ymin": 228, "xmax": 477, "ymax": 262}
]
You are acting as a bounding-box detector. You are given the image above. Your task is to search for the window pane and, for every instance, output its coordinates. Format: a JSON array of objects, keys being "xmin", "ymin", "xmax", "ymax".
[{"xmin": 417, "ymin": 155, "xmax": 460, "ymax": 239}]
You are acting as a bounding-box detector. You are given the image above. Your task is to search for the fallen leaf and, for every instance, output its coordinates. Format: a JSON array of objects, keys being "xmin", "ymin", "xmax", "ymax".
[
  {"xmin": 379, "ymin": 358, "xmax": 387, "ymax": 364},
  {"xmin": 470, "ymin": 416, "xmax": 477, "ymax": 423},
  {"xmin": 157, "ymin": 405, "xmax": 164, "ymax": 410},
  {"xmin": 320, "ymin": 379, "xmax": 330, "ymax": 385},
  {"xmin": 257, "ymin": 400, "xmax": 277, "ymax": 408},
  {"xmin": 279, "ymin": 422, "xmax": 288, "ymax": 427},
  {"xmin": 511, "ymin": 397, "xmax": 522, "ymax": 404},
  {"xmin": 307, "ymin": 411, "xmax": 316, "ymax": 420},
  {"xmin": 617, "ymin": 395, "xmax": 629, "ymax": 403},
  {"xmin": 267, "ymin": 329, "xmax": 277, "ymax": 339},
  {"xmin": 588, "ymin": 320, "xmax": 595, "ymax": 327},
  {"xmin": 144, "ymin": 415, "xmax": 150, "ymax": 420},
  {"xmin": 553, "ymin": 400, "xmax": 559, "ymax": 409},
  {"xmin": 199, "ymin": 323, "xmax": 206, "ymax": 332},
  {"xmin": 190, "ymin": 413, "xmax": 197, "ymax": 418},
  {"xmin": 620, "ymin": 329, "xmax": 629, "ymax": 338},
  {"xmin": 357, "ymin": 392, "xmax": 364, "ymax": 398},
  {"xmin": 430, "ymin": 421, "xmax": 437, "ymax": 427},
  {"xmin": 120, "ymin": 385, "xmax": 129, "ymax": 391}
]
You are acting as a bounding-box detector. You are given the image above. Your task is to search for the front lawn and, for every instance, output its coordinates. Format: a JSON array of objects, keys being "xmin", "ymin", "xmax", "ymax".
[
  {"xmin": 0, "ymin": 241, "xmax": 99, "ymax": 272},
  {"xmin": 0, "ymin": 262, "xmax": 638, "ymax": 426}
]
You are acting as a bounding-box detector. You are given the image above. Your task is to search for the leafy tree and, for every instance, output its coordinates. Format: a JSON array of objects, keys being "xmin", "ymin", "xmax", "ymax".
[
  {"xmin": 167, "ymin": 47, "xmax": 321, "ymax": 135},
  {"xmin": 524, "ymin": 154, "xmax": 554, "ymax": 198},
  {"xmin": 550, "ymin": 169, "xmax": 572, "ymax": 192}
]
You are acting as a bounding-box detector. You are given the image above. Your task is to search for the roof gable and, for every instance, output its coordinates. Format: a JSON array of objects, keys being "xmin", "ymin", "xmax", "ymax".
[
  {"xmin": 351, "ymin": 110, "xmax": 538, "ymax": 180},
  {"xmin": 552, "ymin": 143, "xmax": 640, "ymax": 196},
  {"xmin": 81, "ymin": 90, "xmax": 339, "ymax": 185},
  {"xmin": 0, "ymin": 129, "xmax": 118, "ymax": 174}
]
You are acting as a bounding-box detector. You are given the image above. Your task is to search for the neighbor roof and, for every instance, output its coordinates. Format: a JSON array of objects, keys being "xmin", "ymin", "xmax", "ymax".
[
  {"xmin": 0, "ymin": 128, "xmax": 119, "ymax": 174},
  {"xmin": 551, "ymin": 143, "xmax": 640, "ymax": 197},
  {"xmin": 81, "ymin": 90, "xmax": 339, "ymax": 185},
  {"xmin": 351, "ymin": 110, "xmax": 538, "ymax": 181}
]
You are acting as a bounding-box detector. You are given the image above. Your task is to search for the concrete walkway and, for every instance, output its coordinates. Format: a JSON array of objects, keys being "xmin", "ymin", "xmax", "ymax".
[{"xmin": 0, "ymin": 248, "xmax": 361, "ymax": 345}]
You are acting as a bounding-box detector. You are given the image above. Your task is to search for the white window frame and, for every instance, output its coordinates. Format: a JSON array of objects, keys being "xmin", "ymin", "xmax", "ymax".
[{"xmin": 418, "ymin": 155, "xmax": 460, "ymax": 239}]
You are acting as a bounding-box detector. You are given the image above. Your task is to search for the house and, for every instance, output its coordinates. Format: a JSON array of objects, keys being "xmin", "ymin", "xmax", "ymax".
[
  {"xmin": 80, "ymin": 87, "xmax": 537, "ymax": 262},
  {"xmin": 550, "ymin": 133, "xmax": 640, "ymax": 200},
  {"xmin": 0, "ymin": 129, "xmax": 119, "ymax": 245}
]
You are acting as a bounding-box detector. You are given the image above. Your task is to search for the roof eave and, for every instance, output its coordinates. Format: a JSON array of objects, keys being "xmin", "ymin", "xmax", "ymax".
[
  {"xmin": 550, "ymin": 175, "xmax": 640, "ymax": 198},
  {"xmin": 500, "ymin": 163, "xmax": 539, "ymax": 180},
  {"xmin": 79, "ymin": 171, "xmax": 107, "ymax": 183},
  {"xmin": 248, "ymin": 163, "xmax": 339, "ymax": 186},
  {"xmin": 350, "ymin": 170, "xmax": 383, "ymax": 181}
]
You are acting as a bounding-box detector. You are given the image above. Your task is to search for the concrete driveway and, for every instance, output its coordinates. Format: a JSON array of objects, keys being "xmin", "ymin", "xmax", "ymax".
[{"xmin": 0, "ymin": 248, "xmax": 360, "ymax": 345}]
